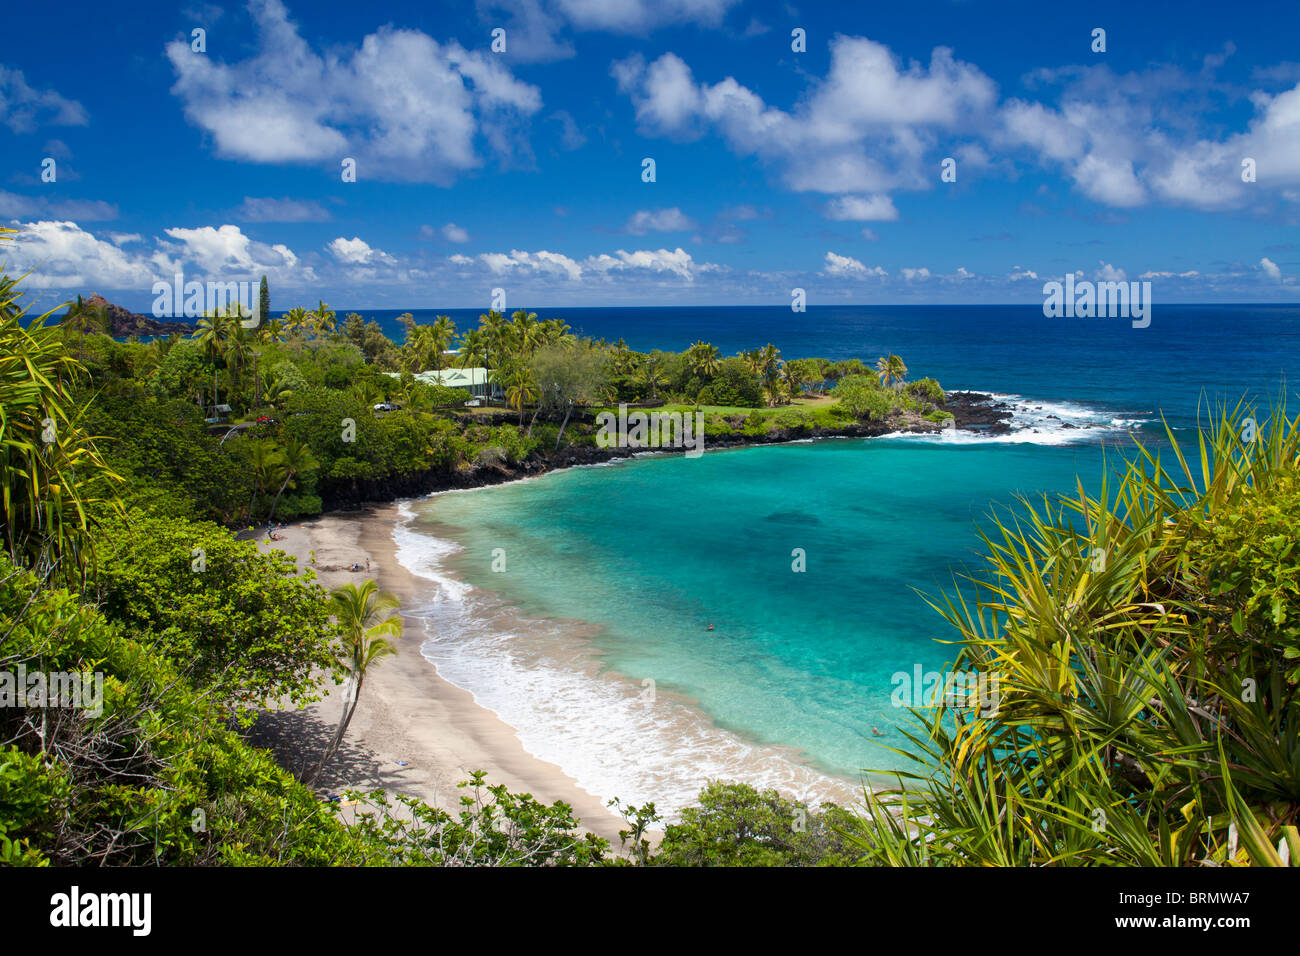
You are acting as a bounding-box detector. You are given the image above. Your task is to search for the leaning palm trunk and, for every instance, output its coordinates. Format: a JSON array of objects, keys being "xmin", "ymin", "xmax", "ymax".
[
  {"xmin": 555, "ymin": 400, "xmax": 574, "ymax": 449},
  {"xmin": 305, "ymin": 580, "xmax": 400, "ymax": 787},
  {"xmin": 307, "ymin": 671, "xmax": 364, "ymax": 786},
  {"xmin": 267, "ymin": 474, "xmax": 291, "ymax": 523}
]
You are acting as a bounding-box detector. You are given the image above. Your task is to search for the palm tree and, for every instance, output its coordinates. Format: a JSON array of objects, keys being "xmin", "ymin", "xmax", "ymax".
[
  {"xmin": 876, "ymin": 353, "xmax": 908, "ymax": 389},
  {"xmin": 609, "ymin": 339, "xmax": 635, "ymax": 376},
  {"xmin": 456, "ymin": 328, "xmax": 488, "ymax": 369},
  {"xmin": 224, "ymin": 319, "xmax": 254, "ymax": 404},
  {"xmin": 478, "ymin": 310, "xmax": 508, "ymax": 371},
  {"xmin": 283, "ymin": 307, "xmax": 309, "ymax": 339},
  {"xmin": 637, "ymin": 352, "xmax": 668, "ymax": 401},
  {"xmin": 245, "ymin": 438, "xmax": 284, "ymax": 524},
  {"xmin": 63, "ymin": 294, "xmax": 107, "ymax": 360},
  {"xmin": 350, "ymin": 379, "xmax": 383, "ymax": 409},
  {"xmin": 307, "ymin": 581, "xmax": 402, "ymax": 785},
  {"xmin": 504, "ymin": 366, "xmax": 540, "ymax": 426},
  {"xmin": 267, "ymin": 437, "xmax": 318, "ymax": 522},
  {"xmin": 403, "ymin": 325, "xmax": 429, "ymax": 373},
  {"xmin": 781, "ymin": 363, "xmax": 807, "ymax": 402},
  {"xmin": 311, "ymin": 300, "xmax": 337, "ymax": 338},
  {"xmin": 139, "ymin": 335, "xmax": 175, "ymax": 378},
  {"xmin": 260, "ymin": 370, "xmax": 293, "ymax": 409},
  {"xmin": 428, "ymin": 315, "xmax": 456, "ymax": 371},
  {"xmin": 259, "ymin": 314, "xmax": 285, "ymax": 344},
  {"xmin": 755, "ymin": 343, "xmax": 783, "ymax": 405},
  {"xmin": 542, "ymin": 317, "xmax": 572, "ymax": 344},
  {"xmin": 193, "ymin": 311, "xmax": 231, "ymax": 408},
  {"xmin": 510, "ymin": 309, "xmax": 543, "ymax": 358},
  {"xmin": 686, "ymin": 341, "xmax": 721, "ymax": 380}
]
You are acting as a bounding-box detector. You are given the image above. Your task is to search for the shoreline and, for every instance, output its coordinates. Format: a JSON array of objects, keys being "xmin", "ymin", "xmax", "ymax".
[
  {"xmin": 309, "ymin": 390, "xmax": 1016, "ymax": 512},
  {"xmin": 250, "ymin": 480, "xmax": 876, "ymax": 838},
  {"xmin": 244, "ymin": 389, "xmax": 1115, "ymax": 837},
  {"xmin": 249, "ymin": 502, "xmax": 634, "ymax": 845},
  {"xmin": 399, "ymin": 497, "xmax": 873, "ymax": 817}
]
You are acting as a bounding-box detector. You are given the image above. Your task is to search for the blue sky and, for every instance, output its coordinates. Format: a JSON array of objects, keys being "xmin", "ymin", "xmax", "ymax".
[{"xmin": 2, "ymin": 0, "xmax": 1299, "ymax": 311}]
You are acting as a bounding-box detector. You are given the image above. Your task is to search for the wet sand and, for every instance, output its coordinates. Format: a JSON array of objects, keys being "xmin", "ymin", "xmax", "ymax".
[{"xmin": 247, "ymin": 503, "xmax": 631, "ymax": 846}]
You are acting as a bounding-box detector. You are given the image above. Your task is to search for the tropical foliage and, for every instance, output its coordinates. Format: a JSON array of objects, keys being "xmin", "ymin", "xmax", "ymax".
[{"xmin": 848, "ymin": 400, "xmax": 1300, "ymax": 867}]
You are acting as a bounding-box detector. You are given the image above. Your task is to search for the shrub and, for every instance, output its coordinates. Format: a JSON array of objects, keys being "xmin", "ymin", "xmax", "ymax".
[
  {"xmin": 907, "ymin": 377, "xmax": 946, "ymax": 404},
  {"xmin": 651, "ymin": 782, "xmax": 862, "ymax": 867},
  {"xmin": 699, "ymin": 357, "xmax": 763, "ymax": 408},
  {"xmin": 771, "ymin": 408, "xmax": 811, "ymax": 430},
  {"xmin": 91, "ymin": 508, "xmax": 341, "ymax": 714},
  {"xmin": 847, "ymin": 400, "xmax": 1300, "ymax": 867},
  {"xmin": 0, "ymin": 553, "xmax": 364, "ymax": 866}
]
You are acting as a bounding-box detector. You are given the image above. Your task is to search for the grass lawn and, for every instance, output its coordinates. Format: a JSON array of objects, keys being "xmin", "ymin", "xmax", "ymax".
[
  {"xmin": 594, "ymin": 397, "xmax": 841, "ymax": 417},
  {"xmin": 791, "ymin": 394, "xmax": 838, "ymax": 408}
]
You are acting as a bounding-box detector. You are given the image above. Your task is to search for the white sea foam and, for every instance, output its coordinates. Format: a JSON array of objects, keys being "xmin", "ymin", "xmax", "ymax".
[
  {"xmin": 385, "ymin": 390, "xmax": 1143, "ymax": 816},
  {"xmin": 391, "ymin": 501, "xmax": 863, "ymax": 820},
  {"xmin": 392, "ymin": 501, "xmax": 471, "ymax": 604},
  {"xmin": 888, "ymin": 391, "xmax": 1151, "ymax": 446}
]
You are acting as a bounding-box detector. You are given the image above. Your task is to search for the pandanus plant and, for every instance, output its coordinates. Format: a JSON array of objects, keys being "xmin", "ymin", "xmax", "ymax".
[
  {"xmin": 0, "ymin": 228, "xmax": 122, "ymax": 577},
  {"xmin": 848, "ymin": 398, "xmax": 1300, "ymax": 866}
]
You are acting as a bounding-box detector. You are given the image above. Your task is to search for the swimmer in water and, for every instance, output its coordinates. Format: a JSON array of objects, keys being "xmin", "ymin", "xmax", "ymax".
[{"xmin": 706, "ymin": 624, "xmax": 714, "ymax": 631}]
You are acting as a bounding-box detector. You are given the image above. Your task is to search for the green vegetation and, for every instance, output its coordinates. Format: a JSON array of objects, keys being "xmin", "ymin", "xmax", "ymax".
[
  {"xmin": 848, "ymin": 401, "xmax": 1300, "ymax": 867},
  {"xmin": 0, "ymin": 241, "xmax": 120, "ymax": 575},
  {"xmin": 3, "ymin": 230, "xmax": 884, "ymax": 867},
  {"xmin": 621, "ymin": 782, "xmax": 862, "ymax": 866},
  {"xmin": 306, "ymin": 580, "xmax": 402, "ymax": 785},
  {"xmin": 4, "ymin": 228, "xmax": 1294, "ymax": 868},
  {"xmin": 52, "ymin": 275, "xmax": 949, "ymax": 524},
  {"xmin": 90, "ymin": 507, "xmax": 340, "ymax": 714}
]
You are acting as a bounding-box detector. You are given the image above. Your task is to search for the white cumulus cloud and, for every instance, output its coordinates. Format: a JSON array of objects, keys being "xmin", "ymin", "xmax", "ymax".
[
  {"xmin": 823, "ymin": 252, "xmax": 887, "ymax": 278},
  {"xmin": 166, "ymin": 0, "xmax": 542, "ymax": 183},
  {"xmin": 824, "ymin": 195, "xmax": 899, "ymax": 222},
  {"xmin": 624, "ymin": 207, "xmax": 697, "ymax": 234}
]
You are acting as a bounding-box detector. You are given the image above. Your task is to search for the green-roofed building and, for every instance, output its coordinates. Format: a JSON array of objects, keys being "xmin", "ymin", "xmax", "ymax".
[{"xmin": 386, "ymin": 367, "xmax": 502, "ymax": 401}]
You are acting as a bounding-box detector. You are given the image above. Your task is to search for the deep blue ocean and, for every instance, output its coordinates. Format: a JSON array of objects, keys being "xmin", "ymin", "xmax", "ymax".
[
  {"xmin": 355, "ymin": 303, "xmax": 1298, "ymax": 432},
  {"xmin": 378, "ymin": 304, "xmax": 1298, "ymax": 812}
]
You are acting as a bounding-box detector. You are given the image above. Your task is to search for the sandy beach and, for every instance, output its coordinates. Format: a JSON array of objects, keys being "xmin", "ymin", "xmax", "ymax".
[{"xmin": 246, "ymin": 501, "xmax": 631, "ymax": 846}]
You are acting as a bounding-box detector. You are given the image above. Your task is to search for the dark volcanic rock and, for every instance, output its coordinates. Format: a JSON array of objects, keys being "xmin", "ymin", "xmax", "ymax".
[
  {"xmin": 287, "ymin": 394, "xmax": 1017, "ymax": 514},
  {"xmin": 316, "ymin": 416, "xmax": 959, "ymax": 512},
  {"xmin": 940, "ymin": 391, "xmax": 1015, "ymax": 435},
  {"xmin": 80, "ymin": 295, "xmax": 192, "ymax": 338}
]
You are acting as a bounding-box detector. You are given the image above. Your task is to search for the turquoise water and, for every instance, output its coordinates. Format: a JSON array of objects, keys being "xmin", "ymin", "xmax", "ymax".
[
  {"xmin": 389, "ymin": 304, "xmax": 1299, "ymax": 809},
  {"xmin": 419, "ymin": 438, "xmax": 1107, "ymax": 780}
]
